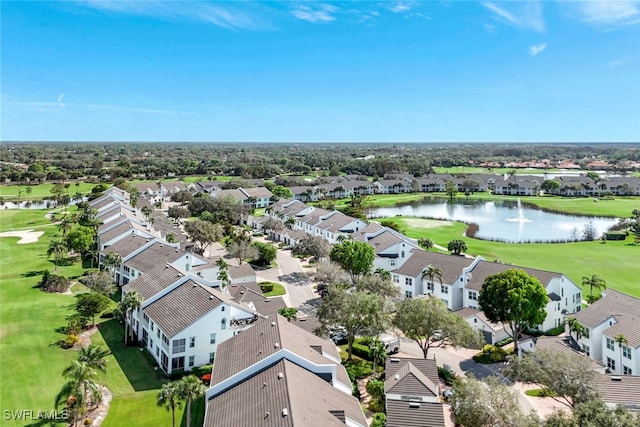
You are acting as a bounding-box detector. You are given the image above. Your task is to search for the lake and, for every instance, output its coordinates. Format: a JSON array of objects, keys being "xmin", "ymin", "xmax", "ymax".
[{"xmin": 369, "ymin": 197, "xmax": 619, "ymax": 243}]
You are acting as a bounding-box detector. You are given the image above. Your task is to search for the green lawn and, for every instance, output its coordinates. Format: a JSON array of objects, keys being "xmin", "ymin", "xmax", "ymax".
[
  {"xmin": 0, "ymin": 209, "xmax": 203, "ymax": 427},
  {"xmin": 378, "ymin": 216, "xmax": 640, "ymax": 297},
  {"xmin": 0, "ymin": 182, "xmax": 96, "ymax": 201}
]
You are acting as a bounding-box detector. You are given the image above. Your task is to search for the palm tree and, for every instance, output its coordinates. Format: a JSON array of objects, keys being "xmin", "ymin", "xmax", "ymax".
[
  {"xmin": 56, "ymin": 360, "xmax": 103, "ymax": 423},
  {"xmin": 157, "ymin": 381, "xmax": 183, "ymax": 427},
  {"xmin": 57, "ymin": 215, "xmax": 74, "ymax": 237},
  {"xmin": 615, "ymin": 333, "xmax": 628, "ymax": 375},
  {"xmin": 581, "ymin": 274, "xmax": 606, "ymax": 301},
  {"xmin": 141, "ymin": 205, "xmax": 153, "ymax": 222},
  {"xmin": 216, "ymin": 258, "xmax": 230, "ymax": 291},
  {"xmin": 374, "ymin": 267, "xmax": 391, "ymax": 281},
  {"xmin": 368, "ymin": 338, "xmax": 387, "ymax": 375},
  {"xmin": 103, "ymin": 250, "xmax": 123, "ymax": 279},
  {"xmin": 178, "ymin": 375, "xmax": 207, "ymax": 427},
  {"xmin": 47, "ymin": 238, "xmax": 68, "ymax": 271},
  {"xmin": 25, "ymin": 185, "xmax": 32, "ymax": 199},
  {"xmin": 77, "ymin": 345, "xmax": 110, "ymax": 374},
  {"xmin": 118, "ymin": 290, "xmax": 142, "ymax": 345},
  {"xmin": 565, "ymin": 317, "xmax": 586, "ymax": 344},
  {"xmin": 421, "ymin": 265, "xmax": 443, "ymax": 292}
]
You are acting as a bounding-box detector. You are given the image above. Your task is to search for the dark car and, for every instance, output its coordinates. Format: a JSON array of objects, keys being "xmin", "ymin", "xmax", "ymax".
[{"xmin": 330, "ymin": 332, "xmax": 348, "ymax": 345}]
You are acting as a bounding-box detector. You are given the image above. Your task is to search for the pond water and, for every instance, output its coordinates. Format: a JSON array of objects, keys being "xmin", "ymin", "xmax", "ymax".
[
  {"xmin": 1, "ymin": 200, "xmax": 57, "ymax": 209},
  {"xmin": 370, "ymin": 197, "xmax": 619, "ymax": 243}
]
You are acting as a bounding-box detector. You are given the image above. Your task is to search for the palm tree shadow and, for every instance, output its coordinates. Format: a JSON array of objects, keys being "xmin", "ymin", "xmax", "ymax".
[{"xmin": 97, "ymin": 320, "xmax": 166, "ymax": 392}]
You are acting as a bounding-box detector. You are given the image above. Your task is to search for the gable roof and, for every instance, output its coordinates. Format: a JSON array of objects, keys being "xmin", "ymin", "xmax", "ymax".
[
  {"xmin": 205, "ymin": 359, "xmax": 367, "ymax": 427},
  {"xmin": 385, "ymin": 400, "xmax": 446, "ymax": 427},
  {"xmin": 143, "ymin": 280, "xmax": 255, "ymax": 338},
  {"xmin": 572, "ymin": 289, "xmax": 640, "ymax": 342},
  {"xmin": 125, "ymin": 241, "xmax": 184, "ymax": 272},
  {"xmin": 385, "ymin": 361, "xmax": 439, "ymax": 397},
  {"xmin": 211, "ymin": 315, "xmax": 348, "ymax": 387},
  {"xmin": 453, "ymin": 307, "xmax": 504, "ymax": 332},
  {"xmin": 99, "ymin": 220, "xmax": 150, "ymax": 245},
  {"xmin": 101, "ymin": 234, "xmax": 152, "ymax": 258},
  {"xmin": 385, "ymin": 357, "xmax": 439, "ymax": 394},
  {"xmin": 122, "ymin": 263, "xmax": 185, "ymax": 300},
  {"xmin": 465, "ymin": 260, "xmax": 561, "ymax": 291},
  {"xmin": 394, "ymin": 249, "xmax": 475, "ymax": 283},
  {"xmin": 595, "ymin": 375, "xmax": 640, "ymax": 410}
]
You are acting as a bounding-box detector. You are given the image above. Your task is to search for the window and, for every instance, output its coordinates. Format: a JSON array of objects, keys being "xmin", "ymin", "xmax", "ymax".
[
  {"xmin": 150, "ymin": 322, "xmax": 154, "ymax": 332},
  {"xmin": 405, "ymin": 290, "xmax": 412, "ymax": 298},
  {"xmin": 390, "ymin": 259, "xmax": 396, "ymax": 267},
  {"xmin": 557, "ymin": 302, "xmax": 561, "ymax": 311},
  {"xmin": 156, "ymin": 329, "xmax": 160, "ymax": 339},
  {"xmin": 441, "ymin": 285, "xmax": 448, "ymax": 294},
  {"xmin": 561, "ymin": 288, "xmax": 564, "ymax": 297},
  {"xmin": 584, "ymin": 328, "xmax": 589, "ymax": 339},
  {"xmin": 171, "ymin": 356, "xmax": 184, "ymax": 371},
  {"xmin": 623, "ymin": 346, "xmax": 632, "ymax": 359},
  {"xmin": 209, "ymin": 352, "xmax": 215, "ymax": 364},
  {"xmin": 143, "ymin": 313, "xmax": 149, "ymax": 322},
  {"xmin": 623, "ymin": 366, "xmax": 633, "ymax": 375},
  {"xmin": 405, "ymin": 278, "xmax": 412, "ymax": 286},
  {"xmin": 210, "ymin": 333, "xmax": 217, "ymax": 344},
  {"xmin": 123, "ymin": 265, "xmax": 130, "ymax": 273},
  {"xmin": 155, "ymin": 347, "xmax": 160, "ymax": 357},
  {"xmin": 468, "ymin": 291, "xmax": 477, "ymax": 301},
  {"xmin": 607, "ymin": 357, "xmax": 616, "ymax": 371},
  {"xmin": 142, "ymin": 329, "xmax": 148, "ymax": 345},
  {"xmin": 393, "ymin": 275, "xmax": 399, "ymax": 283},
  {"xmin": 582, "ymin": 344, "xmax": 590, "ymax": 356},
  {"xmin": 172, "ymin": 338, "xmax": 186, "ymax": 354},
  {"xmin": 221, "ymin": 306, "xmax": 225, "ymax": 312},
  {"xmin": 606, "ymin": 337, "xmax": 615, "ymax": 351},
  {"xmin": 189, "ymin": 337, "xmax": 195, "ymax": 348},
  {"xmin": 162, "ymin": 334, "xmax": 169, "ymax": 346},
  {"xmin": 188, "ymin": 356, "xmax": 195, "ymax": 368},
  {"xmin": 221, "ymin": 319, "xmax": 226, "ymax": 330},
  {"xmin": 426, "ymin": 282, "xmax": 434, "ymax": 292}
]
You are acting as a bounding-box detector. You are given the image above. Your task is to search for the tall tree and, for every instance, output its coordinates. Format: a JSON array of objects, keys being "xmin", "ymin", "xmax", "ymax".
[
  {"xmin": 393, "ymin": 296, "xmax": 483, "ymax": 358},
  {"xmin": 445, "ymin": 180, "xmax": 458, "ymax": 202},
  {"xmin": 178, "ymin": 375, "xmax": 207, "ymax": 427},
  {"xmin": 450, "ymin": 375, "xmax": 539, "ymax": 427},
  {"xmin": 77, "ymin": 345, "xmax": 110, "ymax": 374},
  {"xmin": 184, "ymin": 219, "xmax": 223, "ymax": 254},
  {"xmin": 55, "ymin": 360, "xmax": 103, "ymax": 421},
  {"xmin": 503, "ymin": 348, "xmax": 599, "ymax": 408},
  {"xmin": 354, "ymin": 274, "xmax": 400, "ymax": 299},
  {"xmin": 447, "ymin": 239, "xmax": 467, "ymax": 256},
  {"xmin": 76, "ymin": 292, "xmax": 110, "ymax": 326},
  {"xmin": 417, "ymin": 237, "xmax": 434, "ymax": 251},
  {"xmin": 368, "ymin": 338, "xmax": 387, "ymax": 374},
  {"xmin": 227, "ymin": 240, "xmax": 259, "ymax": 265},
  {"xmin": 478, "ymin": 269, "xmax": 548, "ymax": 351},
  {"xmin": 157, "ymin": 381, "xmax": 183, "ymax": 427},
  {"xmin": 216, "ymin": 258, "xmax": 230, "ymax": 290},
  {"xmin": 615, "ymin": 333, "xmax": 628, "ymax": 375},
  {"xmin": 167, "ymin": 206, "xmax": 190, "ymax": 224},
  {"xmin": 66, "ymin": 225, "xmax": 95, "ymax": 260},
  {"xmin": 102, "ymin": 250, "xmax": 123, "ymax": 279},
  {"xmin": 47, "ymin": 238, "xmax": 68, "ymax": 271},
  {"xmin": 141, "ymin": 205, "xmax": 154, "ymax": 222},
  {"xmin": 57, "ymin": 215, "xmax": 74, "ymax": 237},
  {"xmin": 582, "ymin": 273, "xmax": 606, "ymax": 302},
  {"xmin": 278, "ymin": 307, "xmax": 298, "ymax": 322},
  {"xmin": 421, "ymin": 265, "xmax": 443, "ymax": 290},
  {"xmin": 81, "ymin": 271, "xmax": 117, "ymax": 297},
  {"xmin": 329, "ymin": 239, "xmax": 375, "ymax": 284},
  {"xmin": 564, "ymin": 317, "xmax": 587, "ymax": 344},
  {"xmin": 293, "ymin": 235, "xmax": 330, "ymax": 260},
  {"xmin": 118, "ymin": 291, "xmax": 142, "ymax": 345},
  {"xmin": 317, "ymin": 287, "xmax": 390, "ymax": 360}
]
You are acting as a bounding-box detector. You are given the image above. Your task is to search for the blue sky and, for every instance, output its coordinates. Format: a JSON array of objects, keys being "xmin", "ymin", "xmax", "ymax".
[{"xmin": 2, "ymin": 1, "xmax": 639, "ymax": 142}]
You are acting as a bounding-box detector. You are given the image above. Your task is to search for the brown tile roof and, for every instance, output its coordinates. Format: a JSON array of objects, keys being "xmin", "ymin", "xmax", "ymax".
[
  {"xmin": 453, "ymin": 307, "xmax": 504, "ymax": 332},
  {"xmin": 228, "ymin": 263, "xmax": 256, "ymax": 280},
  {"xmin": 125, "ymin": 241, "xmax": 184, "ymax": 272},
  {"xmin": 385, "ymin": 357, "xmax": 439, "ymax": 391},
  {"xmin": 122, "ymin": 263, "xmax": 185, "ymax": 300},
  {"xmin": 101, "ymin": 234, "xmax": 152, "ymax": 258},
  {"xmin": 385, "ymin": 361, "xmax": 439, "ymax": 397},
  {"xmin": 465, "ymin": 260, "xmax": 562, "ymax": 291},
  {"xmin": 227, "ymin": 283, "xmax": 287, "ymax": 317},
  {"xmin": 240, "ymin": 187, "xmax": 272, "ymax": 198},
  {"xmin": 227, "ymin": 282, "xmax": 264, "ymax": 299},
  {"xmin": 205, "ymin": 359, "xmax": 367, "ymax": 427},
  {"xmin": 595, "ymin": 375, "xmax": 640, "ymax": 410},
  {"xmin": 97, "ymin": 205, "xmax": 137, "ymax": 221},
  {"xmin": 385, "ymin": 401, "xmax": 445, "ymax": 427},
  {"xmin": 99, "ymin": 220, "xmax": 149, "ymax": 246},
  {"xmin": 211, "ymin": 315, "xmax": 349, "ymax": 387},
  {"xmin": 572, "ymin": 289, "xmax": 640, "ymax": 332},
  {"xmin": 143, "ymin": 280, "xmax": 255, "ymax": 338},
  {"xmin": 394, "ymin": 249, "xmax": 475, "ymax": 283},
  {"xmin": 250, "ymin": 297, "xmax": 287, "ymax": 317},
  {"xmin": 602, "ymin": 316, "xmax": 640, "ymax": 348}
]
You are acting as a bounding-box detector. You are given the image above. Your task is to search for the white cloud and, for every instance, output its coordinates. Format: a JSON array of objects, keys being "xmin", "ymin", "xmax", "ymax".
[
  {"xmin": 7, "ymin": 96, "xmax": 187, "ymax": 115},
  {"xmin": 291, "ymin": 4, "xmax": 337, "ymax": 23},
  {"xmin": 609, "ymin": 59, "xmax": 626, "ymax": 68},
  {"xmin": 57, "ymin": 94, "xmax": 65, "ymax": 105},
  {"xmin": 389, "ymin": 2, "xmax": 415, "ymax": 13},
  {"xmin": 528, "ymin": 42, "xmax": 548, "ymax": 56},
  {"xmin": 483, "ymin": 1, "xmax": 545, "ymax": 32},
  {"xmin": 579, "ymin": 0, "xmax": 640, "ymax": 28},
  {"xmin": 483, "ymin": 23, "xmax": 497, "ymax": 33},
  {"xmin": 73, "ymin": 0, "xmax": 268, "ymax": 31}
]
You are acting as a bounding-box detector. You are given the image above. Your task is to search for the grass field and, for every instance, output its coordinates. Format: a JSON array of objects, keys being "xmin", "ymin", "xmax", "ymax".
[
  {"xmin": 0, "ymin": 182, "xmax": 97, "ymax": 201},
  {"xmin": 377, "ymin": 216, "xmax": 640, "ymax": 298},
  {"xmin": 0, "ymin": 209, "xmax": 202, "ymax": 427}
]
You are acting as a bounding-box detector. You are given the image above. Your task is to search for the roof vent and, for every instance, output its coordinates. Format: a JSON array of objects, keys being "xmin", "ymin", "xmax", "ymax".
[
  {"xmin": 262, "ymin": 382, "xmax": 267, "ymax": 388},
  {"xmin": 278, "ymin": 372, "xmax": 284, "ymax": 379},
  {"xmin": 282, "ymin": 408, "xmax": 288, "ymax": 417},
  {"xmin": 209, "ymin": 295, "xmax": 214, "ymax": 300},
  {"xmin": 264, "ymin": 412, "xmax": 270, "ymax": 419},
  {"xmin": 274, "ymin": 342, "xmax": 280, "ymax": 348},
  {"xmin": 271, "ymin": 321, "xmax": 276, "ymax": 326},
  {"xmin": 409, "ymin": 402, "xmax": 421, "ymax": 408},
  {"xmin": 611, "ymin": 376, "xmax": 622, "ymax": 381},
  {"xmin": 394, "ymin": 374, "xmax": 400, "ymax": 380},
  {"xmin": 390, "ymin": 358, "xmax": 400, "ymax": 363}
]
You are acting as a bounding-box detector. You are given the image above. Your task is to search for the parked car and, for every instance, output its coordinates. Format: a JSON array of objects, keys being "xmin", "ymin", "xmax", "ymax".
[
  {"xmin": 330, "ymin": 332, "xmax": 348, "ymax": 345},
  {"xmin": 380, "ymin": 335, "xmax": 401, "ymax": 354}
]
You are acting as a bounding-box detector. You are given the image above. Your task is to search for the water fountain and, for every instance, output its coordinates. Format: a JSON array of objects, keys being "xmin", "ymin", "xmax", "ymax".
[{"xmin": 505, "ymin": 198, "xmax": 531, "ymax": 223}]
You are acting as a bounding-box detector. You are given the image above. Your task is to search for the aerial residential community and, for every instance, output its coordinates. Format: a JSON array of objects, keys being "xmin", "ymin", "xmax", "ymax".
[{"xmin": 2, "ymin": 1, "xmax": 640, "ymax": 426}]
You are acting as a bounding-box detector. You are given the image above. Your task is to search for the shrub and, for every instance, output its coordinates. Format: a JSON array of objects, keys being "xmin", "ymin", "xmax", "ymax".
[
  {"xmin": 258, "ymin": 282, "xmax": 275, "ymax": 293},
  {"xmin": 84, "ymin": 419, "xmax": 93, "ymax": 426},
  {"xmin": 371, "ymin": 413, "xmax": 386, "ymax": 427},
  {"xmin": 40, "ymin": 270, "xmax": 71, "ymax": 293},
  {"xmin": 438, "ymin": 366, "xmax": 457, "ymax": 386},
  {"xmin": 60, "ymin": 334, "xmax": 80, "ymax": 349},
  {"xmin": 351, "ymin": 342, "xmax": 372, "ymax": 360},
  {"xmin": 495, "ymin": 337, "xmax": 514, "ymax": 347},
  {"xmin": 473, "ymin": 344, "xmax": 507, "ymax": 363},
  {"xmin": 545, "ymin": 325, "xmax": 565, "ymax": 336}
]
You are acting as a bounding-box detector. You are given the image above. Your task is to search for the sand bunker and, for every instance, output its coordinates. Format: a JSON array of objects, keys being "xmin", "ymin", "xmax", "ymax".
[{"xmin": 0, "ymin": 229, "xmax": 45, "ymax": 244}]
